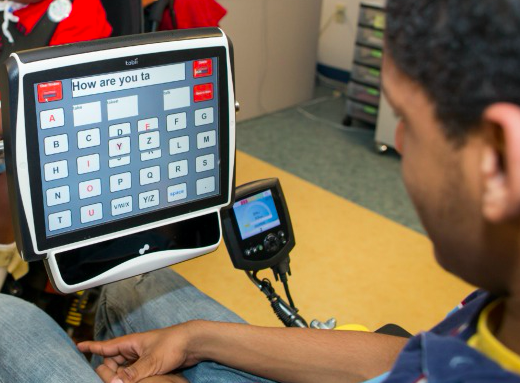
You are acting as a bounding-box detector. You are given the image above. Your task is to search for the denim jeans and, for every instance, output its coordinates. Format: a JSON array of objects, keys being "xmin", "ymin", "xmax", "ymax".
[{"xmin": 0, "ymin": 268, "xmax": 277, "ymax": 383}]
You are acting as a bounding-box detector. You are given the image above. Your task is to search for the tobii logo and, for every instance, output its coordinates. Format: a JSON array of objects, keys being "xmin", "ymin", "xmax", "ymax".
[
  {"xmin": 139, "ymin": 244, "xmax": 150, "ymax": 255},
  {"xmin": 126, "ymin": 58, "xmax": 139, "ymax": 66}
]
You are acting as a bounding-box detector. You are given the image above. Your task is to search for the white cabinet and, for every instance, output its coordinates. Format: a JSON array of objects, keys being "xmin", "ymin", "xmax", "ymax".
[
  {"xmin": 344, "ymin": 1, "xmax": 398, "ymax": 152},
  {"xmin": 219, "ymin": 0, "xmax": 323, "ymax": 121},
  {"xmin": 375, "ymin": 94, "xmax": 399, "ymax": 152},
  {"xmin": 344, "ymin": 2, "xmax": 384, "ymax": 127}
]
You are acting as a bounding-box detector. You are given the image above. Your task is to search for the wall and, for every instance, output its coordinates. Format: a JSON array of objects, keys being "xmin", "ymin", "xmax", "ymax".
[
  {"xmin": 318, "ymin": 0, "xmax": 384, "ymax": 75},
  {"xmin": 218, "ymin": 0, "xmax": 322, "ymax": 121}
]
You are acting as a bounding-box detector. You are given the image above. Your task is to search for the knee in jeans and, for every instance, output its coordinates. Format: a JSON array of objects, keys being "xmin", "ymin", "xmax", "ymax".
[
  {"xmin": 101, "ymin": 268, "xmax": 187, "ymax": 307},
  {"xmin": 0, "ymin": 294, "xmax": 41, "ymax": 325}
]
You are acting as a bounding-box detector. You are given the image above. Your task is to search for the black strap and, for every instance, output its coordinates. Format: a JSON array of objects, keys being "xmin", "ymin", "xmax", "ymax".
[
  {"xmin": 0, "ymin": 1, "xmax": 73, "ymax": 64},
  {"xmin": 145, "ymin": 0, "xmax": 176, "ymax": 33},
  {"xmin": 100, "ymin": 0, "xmax": 142, "ymax": 37},
  {"xmin": 169, "ymin": 0, "xmax": 176, "ymax": 30}
]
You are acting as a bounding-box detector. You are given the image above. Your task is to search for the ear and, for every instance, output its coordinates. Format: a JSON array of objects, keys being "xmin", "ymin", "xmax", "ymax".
[{"xmin": 481, "ymin": 103, "xmax": 520, "ymax": 223}]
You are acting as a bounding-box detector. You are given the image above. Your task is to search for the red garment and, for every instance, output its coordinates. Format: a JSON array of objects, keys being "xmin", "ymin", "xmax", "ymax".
[
  {"xmin": 159, "ymin": 0, "xmax": 227, "ymax": 30},
  {"xmin": 14, "ymin": 0, "xmax": 112, "ymax": 45}
]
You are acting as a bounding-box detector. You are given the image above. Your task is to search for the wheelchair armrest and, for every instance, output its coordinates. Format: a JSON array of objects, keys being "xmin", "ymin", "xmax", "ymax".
[{"xmin": 375, "ymin": 323, "xmax": 412, "ymax": 338}]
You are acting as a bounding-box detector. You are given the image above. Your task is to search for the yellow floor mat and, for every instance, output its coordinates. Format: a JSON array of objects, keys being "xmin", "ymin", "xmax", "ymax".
[{"xmin": 173, "ymin": 151, "xmax": 474, "ymax": 334}]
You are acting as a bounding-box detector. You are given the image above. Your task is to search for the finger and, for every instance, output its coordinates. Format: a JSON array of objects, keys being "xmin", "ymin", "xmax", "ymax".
[
  {"xmin": 95, "ymin": 363, "xmax": 117, "ymax": 383},
  {"xmin": 169, "ymin": 373, "xmax": 189, "ymax": 383},
  {"xmin": 103, "ymin": 357, "xmax": 125, "ymax": 372},
  {"xmin": 139, "ymin": 374, "xmax": 189, "ymax": 383},
  {"xmin": 105, "ymin": 355, "xmax": 128, "ymax": 367},
  {"xmin": 78, "ymin": 338, "xmax": 138, "ymax": 359},
  {"xmin": 115, "ymin": 354, "xmax": 159, "ymax": 383},
  {"xmin": 78, "ymin": 340, "xmax": 121, "ymax": 358}
]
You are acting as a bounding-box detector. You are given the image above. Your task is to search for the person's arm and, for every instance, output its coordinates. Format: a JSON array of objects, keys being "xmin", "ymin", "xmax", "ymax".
[
  {"xmin": 79, "ymin": 320, "xmax": 407, "ymax": 383},
  {"xmin": 193, "ymin": 321, "xmax": 405, "ymax": 383}
]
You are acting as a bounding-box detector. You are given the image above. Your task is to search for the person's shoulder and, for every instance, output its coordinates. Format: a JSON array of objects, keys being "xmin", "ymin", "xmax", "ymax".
[
  {"xmin": 64, "ymin": 0, "xmax": 111, "ymax": 29},
  {"xmin": 460, "ymin": 290, "xmax": 489, "ymax": 306},
  {"xmin": 429, "ymin": 290, "xmax": 492, "ymax": 337},
  {"xmin": 50, "ymin": 0, "xmax": 112, "ymax": 45},
  {"xmin": 385, "ymin": 330, "xmax": 520, "ymax": 383},
  {"xmin": 69, "ymin": 0, "xmax": 107, "ymax": 15},
  {"xmin": 13, "ymin": 0, "xmax": 53, "ymax": 32}
]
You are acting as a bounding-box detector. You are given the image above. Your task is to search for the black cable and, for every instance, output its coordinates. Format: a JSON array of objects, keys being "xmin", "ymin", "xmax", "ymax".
[
  {"xmin": 245, "ymin": 270, "xmax": 308, "ymax": 328},
  {"xmin": 281, "ymin": 278, "xmax": 295, "ymax": 309},
  {"xmin": 271, "ymin": 258, "xmax": 296, "ymax": 309}
]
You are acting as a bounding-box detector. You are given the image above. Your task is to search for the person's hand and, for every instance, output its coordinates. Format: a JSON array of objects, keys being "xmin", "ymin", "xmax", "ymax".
[
  {"xmin": 96, "ymin": 356, "xmax": 189, "ymax": 383},
  {"xmin": 78, "ymin": 322, "xmax": 202, "ymax": 383},
  {"xmin": 97, "ymin": 356, "xmax": 189, "ymax": 383},
  {"xmin": 140, "ymin": 374, "xmax": 188, "ymax": 383}
]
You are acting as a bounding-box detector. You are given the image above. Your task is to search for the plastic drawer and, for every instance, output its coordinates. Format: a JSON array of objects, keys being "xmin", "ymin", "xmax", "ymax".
[
  {"xmin": 359, "ymin": 5, "xmax": 385, "ymax": 29},
  {"xmin": 347, "ymin": 81, "xmax": 380, "ymax": 106},
  {"xmin": 351, "ymin": 64, "xmax": 381, "ymax": 87},
  {"xmin": 346, "ymin": 99, "xmax": 378, "ymax": 125},
  {"xmin": 356, "ymin": 26, "xmax": 384, "ymax": 48},
  {"xmin": 354, "ymin": 45, "xmax": 383, "ymax": 68}
]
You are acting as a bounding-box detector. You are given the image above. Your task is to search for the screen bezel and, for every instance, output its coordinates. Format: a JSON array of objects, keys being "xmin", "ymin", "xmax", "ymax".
[{"xmin": 23, "ymin": 47, "xmax": 231, "ymax": 251}]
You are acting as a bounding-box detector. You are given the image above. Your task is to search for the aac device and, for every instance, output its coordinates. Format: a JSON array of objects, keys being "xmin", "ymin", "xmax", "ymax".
[
  {"xmin": 222, "ymin": 178, "xmax": 295, "ymax": 271},
  {"xmin": 0, "ymin": 28, "xmax": 236, "ymax": 293},
  {"xmin": 222, "ymin": 178, "xmax": 310, "ymax": 328}
]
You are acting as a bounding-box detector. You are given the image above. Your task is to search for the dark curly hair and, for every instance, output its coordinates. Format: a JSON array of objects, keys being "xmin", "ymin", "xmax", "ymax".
[{"xmin": 385, "ymin": 0, "xmax": 520, "ymax": 141}]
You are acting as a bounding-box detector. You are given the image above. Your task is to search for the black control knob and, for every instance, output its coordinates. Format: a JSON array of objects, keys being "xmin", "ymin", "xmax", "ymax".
[{"xmin": 264, "ymin": 233, "xmax": 281, "ymax": 253}]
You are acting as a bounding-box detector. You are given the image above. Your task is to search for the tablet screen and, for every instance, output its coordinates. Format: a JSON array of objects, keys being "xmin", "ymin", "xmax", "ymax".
[{"xmin": 23, "ymin": 47, "xmax": 230, "ymax": 248}]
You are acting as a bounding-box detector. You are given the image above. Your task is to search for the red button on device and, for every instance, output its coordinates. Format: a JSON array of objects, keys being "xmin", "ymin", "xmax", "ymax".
[
  {"xmin": 37, "ymin": 81, "xmax": 63, "ymax": 103},
  {"xmin": 193, "ymin": 59, "xmax": 213, "ymax": 78},
  {"xmin": 194, "ymin": 83, "xmax": 214, "ymax": 102}
]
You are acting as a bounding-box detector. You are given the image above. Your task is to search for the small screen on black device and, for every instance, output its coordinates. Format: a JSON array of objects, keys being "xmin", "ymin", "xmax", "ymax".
[{"xmin": 232, "ymin": 190, "xmax": 281, "ymax": 240}]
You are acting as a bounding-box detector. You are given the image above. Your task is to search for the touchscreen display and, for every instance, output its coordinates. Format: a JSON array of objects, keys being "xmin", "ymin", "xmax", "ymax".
[
  {"xmin": 34, "ymin": 58, "xmax": 220, "ymax": 237},
  {"xmin": 233, "ymin": 190, "xmax": 281, "ymax": 240}
]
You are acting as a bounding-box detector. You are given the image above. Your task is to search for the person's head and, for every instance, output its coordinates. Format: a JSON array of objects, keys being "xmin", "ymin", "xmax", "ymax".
[{"xmin": 383, "ymin": 0, "xmax": 520, "ymax": 295}]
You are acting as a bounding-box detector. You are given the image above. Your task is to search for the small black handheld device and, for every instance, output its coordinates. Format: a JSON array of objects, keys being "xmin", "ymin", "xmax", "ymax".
[
  {"xmin": 222, "ymin": 178, "xmax": 295, "ymax": 271},
  {"xmin": 1, "ymin": 28, "xmax": 236, "ymax": 293},
  {"xmin": 222, "ymin": 178, "xmax": 308, "ymax": 328}
]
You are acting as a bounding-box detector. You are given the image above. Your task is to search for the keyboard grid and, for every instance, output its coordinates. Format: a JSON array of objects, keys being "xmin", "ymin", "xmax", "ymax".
[{"xmin": 34, "ymin": 59, "xmax": 221, "ymax": 237}]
